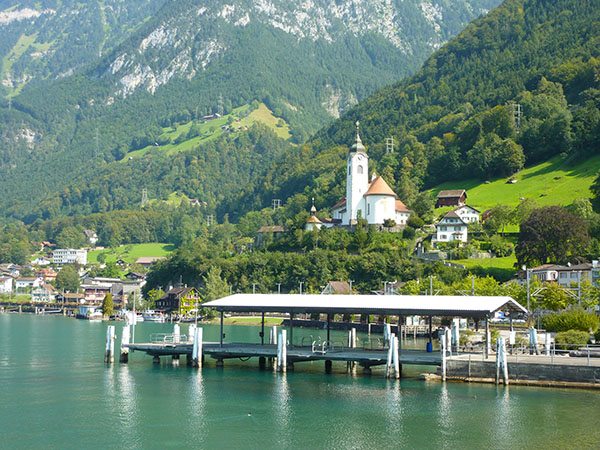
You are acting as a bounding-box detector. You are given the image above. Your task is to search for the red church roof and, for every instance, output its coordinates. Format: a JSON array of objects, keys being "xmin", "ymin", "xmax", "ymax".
[{"xmin": 364, "ymin": 176, "xmax": 396, "ymax": 197}]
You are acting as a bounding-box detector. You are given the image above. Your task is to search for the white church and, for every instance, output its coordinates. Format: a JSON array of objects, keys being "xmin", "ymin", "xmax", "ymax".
[{"xmin": 316, "ymin": 122, "xmax": 412, "ymax": 228}]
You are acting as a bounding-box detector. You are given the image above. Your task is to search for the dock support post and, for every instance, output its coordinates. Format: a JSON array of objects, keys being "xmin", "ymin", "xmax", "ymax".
[
  {"xmin": 153, "ymin": 355, "xmax": 160, "ymax": 365},
  {"xmin": 529, "ymin": 327, "xmax": 539, "ymax": 355},
  {"xmin": 259, "ymin": 356, "xmax": 266, "ymax": 370},
  {"xmin": 277, "ymin": 330, "xmax": 287, "ymax": 373},
  {"xmin": 119, "ymin": 325, "xmax": 130, "ymax": 363},
  {"xmin": 173, "ymin": 324, "xmax": 181, "ymax": 344},
  {"xmin": 289, "ymin": 311, "xmax": 294, "ymax": 347},
  {"xmin": 451, "ymin": 319, "xmax": 460, "ymax": 355},
  {"xmin": 393, "ymin": 335, "xmax": 400, "ymax": 379},
  {"xmin": 104, "ymin": 325, "xmax": 115, "ymax": 364},
  {"xmin": 496, "ymin": 336, "xmax": 509, "ymax": 385},
  {"xmin": 220, "ymin": 311, "xmax": 224, "ymax": 347},
  {"xmin": 216, "ymin": 358, "xmax": 224, "ymax": 368},
  {"xmin": 441, "ymin": 328, "xmax": 447, "ymax": 382},
  {"xmin": 192, "ymin": 327, "xmax": 203, "ymax": 368},
  {"xmin": 326, "ymin": 314, "xmax": 331, "ymax": 343},
  {"xmin": 484, "ymin": 317, "xmax": 490, "ymax": 359},
  {"xmin": 172, "ymin": 354, "xmax": 180, "ymax": 366},
  {"xmin": 269, "ymin": 325, "xmax": 277, "ymax": 368},
  {"xmin": 260, "ymin": 312, "xmax": 265, "ymax": 345},
  {"xmin": 325, "ymin": 359, "xmax": 332, "ymax": 374}
]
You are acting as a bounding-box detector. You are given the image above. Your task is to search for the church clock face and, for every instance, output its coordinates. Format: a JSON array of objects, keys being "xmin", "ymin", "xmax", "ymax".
[{"xmin": 357, "ymin": 155, "xmax": 363, "ymax": 161}]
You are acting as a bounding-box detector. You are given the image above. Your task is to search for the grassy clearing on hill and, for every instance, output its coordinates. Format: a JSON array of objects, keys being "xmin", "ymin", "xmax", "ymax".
[
  {"xmin": 432, "ymin": 155, "xmax": 600, "ymax": 211},
  {"xmin": 88, "ymin": 243, "xmax": 175, "ymax": 264},
  {"xmin": 126, "ymin": 102, "xmax": 290, "ymax": 160}
]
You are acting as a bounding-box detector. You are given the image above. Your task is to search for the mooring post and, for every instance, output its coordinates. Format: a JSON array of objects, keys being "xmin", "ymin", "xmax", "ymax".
[
  {"xmin": 326, "ymin": 313, "xmax": 331, "ymax": 343},
  {"xmin": 289, "ymin": 311, "xmax": 294, "ymax": 348},
  {"xmin": 529, "ymin": 327, "xmax": 538, "ymax": 355},
  {"xmin": 386, "ymin": 333, "xmax": 395, "ymax": 378},
  {"xmin": 173, "ymin": 324, "xmax": 181, "ymax": 344},
  {"xmin": 393, "ymin": 335, "xmax": 400, "ymax": 379},
  {"xmin": 325, "ymin": 359, "xmax": 332, "ymax": 374},
  {"xmin": 120, "ymin": 325, "xmax": 130, "ymax": 363},
  {"xmin": 451, "ymin": 319, "xmax": 460, "ymax": 355},
  {"xmin": 104, "ymin": 325, "xmax": 115, "ymax": 364},
  {"xmin": 441, "ymin": 327, "xmax": 447, "ymax": 382},
  {"xmin": 496, "ymin": 336, "xmax": 509, "ymax": 385},
  {"xmin": 188, "ymin": 324, "xmax": 196, "ymax": 344},
  {"xmin": 192, "ymin": 327, "xmax": 203, "ymax": 368},
  {"xmin": 277, "ymin": 330, "xmax": 287, "ymax": 373}
]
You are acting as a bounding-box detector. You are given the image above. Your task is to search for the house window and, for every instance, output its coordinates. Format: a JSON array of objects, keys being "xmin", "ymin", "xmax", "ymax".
[
  {"xmin": 440, "ymin": 234, "xmax": 447, "ymax": 240},
  {"xmin": 357, "ymin": 165, "xmax": 364, "ymax": 174}
]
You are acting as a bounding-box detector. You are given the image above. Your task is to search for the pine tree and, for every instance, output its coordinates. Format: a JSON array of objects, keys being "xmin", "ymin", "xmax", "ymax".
[{"xmin": 102, "ymin": 293, "xmax": 114, "ymax": 318}]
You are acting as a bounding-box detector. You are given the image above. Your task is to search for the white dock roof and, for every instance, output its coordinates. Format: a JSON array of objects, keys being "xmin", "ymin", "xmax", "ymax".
[{"xmin": 203, "ymin": 294, "xmax": 527, "ymax": 317}]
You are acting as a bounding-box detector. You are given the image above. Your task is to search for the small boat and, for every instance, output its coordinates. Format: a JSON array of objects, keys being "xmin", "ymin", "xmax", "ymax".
[{"xmin": 142, "ymin": 310, "xmax": 165, "ymax": 323}]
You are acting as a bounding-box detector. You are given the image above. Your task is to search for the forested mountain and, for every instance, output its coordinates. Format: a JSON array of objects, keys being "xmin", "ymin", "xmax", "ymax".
[
  {"xmin": 0, "ymin": 0, "xmax": 500, "ymax": 221},
  {"xmin": 252, "ymin": 0, "xmax": 600, "ymax": 219}
]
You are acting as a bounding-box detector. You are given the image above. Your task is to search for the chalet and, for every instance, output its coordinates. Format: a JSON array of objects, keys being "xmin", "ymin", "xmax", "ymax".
[
  {"xmin": 31, "ymin": 284, "xmax": 57, "ymax": 303},
  {"xmin": 135, "ymin": 257, "xmax": 166, "ymax": 269},
  {"xmin": 329, "ymin": 123, "xmax": 412, "ymax": 227},
  {"xmin": 434, "ymin": 211, "xmax": 468, "ymax": 243},
  {"xmin": 436, "ymin": 190, "xmax": 467, "ymax": 208},
  {"xmin": 321, "ymin": 281, "xmax": 352, "ymax": 295},
  {"xmin": 0, "ymin": 276, "xmax": 13, "ymax": 294},
  {"xmin": 155, "ymin": 287, "xmax": 199, "ymax": 316}
]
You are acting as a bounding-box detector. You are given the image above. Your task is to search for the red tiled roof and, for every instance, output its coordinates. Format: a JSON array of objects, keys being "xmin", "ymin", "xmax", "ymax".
[
  {"xmin": 395, "ymin": 199, "xmax": 410, "ymax": 212},
  {"xmin": 364, "ymin": 176, "xmax": 396, "ymax": 197}
]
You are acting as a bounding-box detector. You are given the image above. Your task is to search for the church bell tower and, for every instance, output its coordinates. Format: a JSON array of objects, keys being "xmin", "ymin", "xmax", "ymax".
[{"xmin": 345, "ymin": 121, "xmax": 369, "ymax": 225}]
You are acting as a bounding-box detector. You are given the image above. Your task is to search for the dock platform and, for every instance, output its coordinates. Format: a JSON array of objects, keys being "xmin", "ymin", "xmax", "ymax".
[{"xmin": 127, "ymin": 342, "xmax": 441, "ymax": 368}]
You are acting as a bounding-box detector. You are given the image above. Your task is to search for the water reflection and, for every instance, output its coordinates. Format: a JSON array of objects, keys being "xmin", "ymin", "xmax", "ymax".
[
  {"xmin": 272, "ymin": 373, "xmax": 291, "ymax": 447},
  {"xmin": 384, "ymin": 380, "xmax": 404, "ymax": 442},
  {"xmin": 437, "ymin": 384, "xmax": 453, "ymax": 431},
  {"xmin": 492, "ymin": 387, "xmax": 513, "ymax": 443},
  {"xmin": 103, "ymin": 365, "xmax": 141, "ymax": 447},
  {"xmin": 187, "ymin": 371, "xmax": 207, "ymax": 446}
]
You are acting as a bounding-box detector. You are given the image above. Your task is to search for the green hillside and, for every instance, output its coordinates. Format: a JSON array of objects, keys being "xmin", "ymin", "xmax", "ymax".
[
  {"xmin": 433, "ymin": 155, "xmax": 600, "ymax": 211},
  {"xmin": 127, "ymin": 102, "xmax": 291, "ymax": 159},
  {"xmin": 88, "ymin": 243, "xmax": 175, "ymax": 265}
]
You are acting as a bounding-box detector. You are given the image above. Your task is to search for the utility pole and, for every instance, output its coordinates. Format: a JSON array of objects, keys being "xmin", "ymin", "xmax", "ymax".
[
  {"xmin": 471, "ymin": 276, "xmax": 475, "ymax": 296},
  {"xmin": 429, "ymin": 275, "xmax": 433, "ymax": 296},
  {"xmin": 277, "ymin": 283, "xmax": 282, "ymax": 294},
  {"xmin": 299, "ymin": 282, "xmax": 304, "ymax": 295},
  {"xmin": 272, "ymin": 199, "xmax": 281, "ymax": 210},
  {"xmin": 141, "ymin": 189, "xmax": 149, "ymax": 207}
]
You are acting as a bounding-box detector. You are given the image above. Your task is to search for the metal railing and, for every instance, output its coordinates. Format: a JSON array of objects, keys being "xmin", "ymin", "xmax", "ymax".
[{"xmin": 150, "ymin": 333, "xmax": 188, "ymax": 344}]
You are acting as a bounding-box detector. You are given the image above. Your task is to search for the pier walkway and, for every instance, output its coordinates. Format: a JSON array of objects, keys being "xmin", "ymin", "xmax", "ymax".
[{"xmin": 127, "ymin": 341, "xmax": 441, "ymax": 368}]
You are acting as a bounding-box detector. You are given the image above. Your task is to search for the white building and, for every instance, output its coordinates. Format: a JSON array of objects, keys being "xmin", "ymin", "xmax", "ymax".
[
  {"xmin": 53, "ymin": 248, "xmax": 88, "ymax": 266},
  {"xmin": 435, "ymin": 211, "xmax": 468, "ymax": 243},
  {"xmin": 453, "ymin": 205, "xmax": 480, "ymax": 224},
  {"xmin": 83, "ymin": 230, "xmax": 98, "ymax": 246},
  {"xmin": 331, "ymin": 122, "xmax": 411, "ymax": 227},
  {"xmin": 0, "ymin": 276, "xmax": 13, "ymax": 294},
  {"xmin": 15, "ymin": 277, "xmax": 43, "ymax": 293}
]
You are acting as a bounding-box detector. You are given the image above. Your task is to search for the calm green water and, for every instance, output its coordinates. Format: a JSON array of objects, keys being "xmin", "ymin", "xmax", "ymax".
[{"xmin": 1, "ymin": 314, "xmax": 599, "ymax": 449}]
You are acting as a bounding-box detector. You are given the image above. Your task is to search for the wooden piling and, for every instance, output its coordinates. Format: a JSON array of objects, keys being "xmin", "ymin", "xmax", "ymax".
[
  {"xmin": 325, "ymin": 359, "xmax": 332, "ymax": 374},
  {"xmin": 393, "ymin": 335, "xmax": 400, "ymax": 379},
  {"xmin": 441, "ymin": 327, "xmax": 447, "ymax": 382},
  {"xmin": 173, "ymin": 324, "xmax": 181, "ymax": 344}
]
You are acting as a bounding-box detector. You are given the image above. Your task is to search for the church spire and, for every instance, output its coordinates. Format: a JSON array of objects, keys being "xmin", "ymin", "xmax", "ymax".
[{"xmin": 350, "ymin": 120, "xmax": 366, "ymax": 153}]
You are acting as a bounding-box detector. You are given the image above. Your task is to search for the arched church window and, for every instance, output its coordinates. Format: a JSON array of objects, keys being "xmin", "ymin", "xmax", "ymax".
[{"xmin": 357, "ymin": 165, "xmax": 364, "ymax": 174}]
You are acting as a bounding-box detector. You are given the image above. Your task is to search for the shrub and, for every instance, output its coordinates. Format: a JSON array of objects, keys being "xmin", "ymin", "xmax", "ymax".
[
  {"xmin": 554, "ymin": 330, "xmax": 590, "ymax": 350},
  {"xmin": 407, "ymin": 215, "xmax": 425, "ymax": 229},
  {"xmin": 541, "ymin": 308, "xmax": 599, "ymax": 333},
  {"xmin": 489, "ymin": 235, "xmax": 514, "ymax": 257},
  {"xmin": 595, "ymin": 329, "xmax": 600, "ymax": 343},
  {"xmin": 403, "ymin": 227, "xmax": 416, "ymax": 239}
]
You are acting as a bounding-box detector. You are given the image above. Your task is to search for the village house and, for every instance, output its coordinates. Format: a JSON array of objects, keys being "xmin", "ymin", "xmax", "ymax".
[
  {"xmin": 81, "ymin": 283, "xmax": 112, "ymax": 305},
  {"xmin": 31, "ymin": 283, "xmax": 57, "ymax": 303},
  {"xmin": 330, "ymin": 122, "xmax": 412, "ymax": 228},
  {"xmin": 15, "ymin": 277, "xmax": 43, "ymax": 294},
  {"xmin": 436, "ymin": 189, "xmax": 467, "ymax": 208},
  {"xmin": 453, "ymin": 205, "xmax": 480, "ymax": 223},
  {"xmin": 0, "ymin": 263, "xmax": 21, "ymax": 278},
  {"xmin": 52, "ymin": 248, "xmax": 88, "ymax": 266},
  {"xmin": 135, "ymin": 256, "xmax": 166, "ymax": 269},
  {"xmin": 255, "ymin": 225, "xmax": 286, "ymax": 246},
  {"xmin": 37, "ymin": 268, "xmax": 58, "ymax": 283},
  {"xmin": 55, "ymin": 292, "xmax": 85, "ymax": 304},
  {"xmin": 31, "ymin": 257, "xmax": 51, "ymax": 266},
  {"xmin": 434, "ymin": 211, "xmax": 468, "ymax": 243},
  {"xmin": 155, "ymin": 287, "xmax": 199, "ymax": 316},
  {"xmin": 0, "ymin": 276, "xmax": 13, "ymax": 294}
]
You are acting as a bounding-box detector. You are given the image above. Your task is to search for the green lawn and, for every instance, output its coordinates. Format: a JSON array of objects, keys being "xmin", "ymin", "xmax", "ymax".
[
  {"xmin": 452, "ymin": 255, "xmax": 517, "ymax": 271},
  {"xmin": 432, "ymin": 155, "xmax": 600, "ymax": 211},
  {"xmin": 126, "ymin": 102, "xmax": 291, "ymax": 160},
  {"xmin": 88, "ymin": 243, "xmax": 175, "ymax": 264}
]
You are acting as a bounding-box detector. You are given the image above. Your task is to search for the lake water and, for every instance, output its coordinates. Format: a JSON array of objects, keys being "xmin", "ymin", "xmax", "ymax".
[{"xmin": 1, "ymin": 314, "xmax": 599, "ymax": 449}]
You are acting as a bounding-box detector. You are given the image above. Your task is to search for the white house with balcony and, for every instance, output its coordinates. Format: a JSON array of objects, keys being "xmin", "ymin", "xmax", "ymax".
[
  {"xmin": 330, "ymin": 122, "xmax": 412, "ymax": 227},
  {"xmin": 0, "ymin": 276, "xmax": 13, "ymax": 294},
  {"xmin": 435, "ymin": 210, "xmax": 468, "ymax": 243}
]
